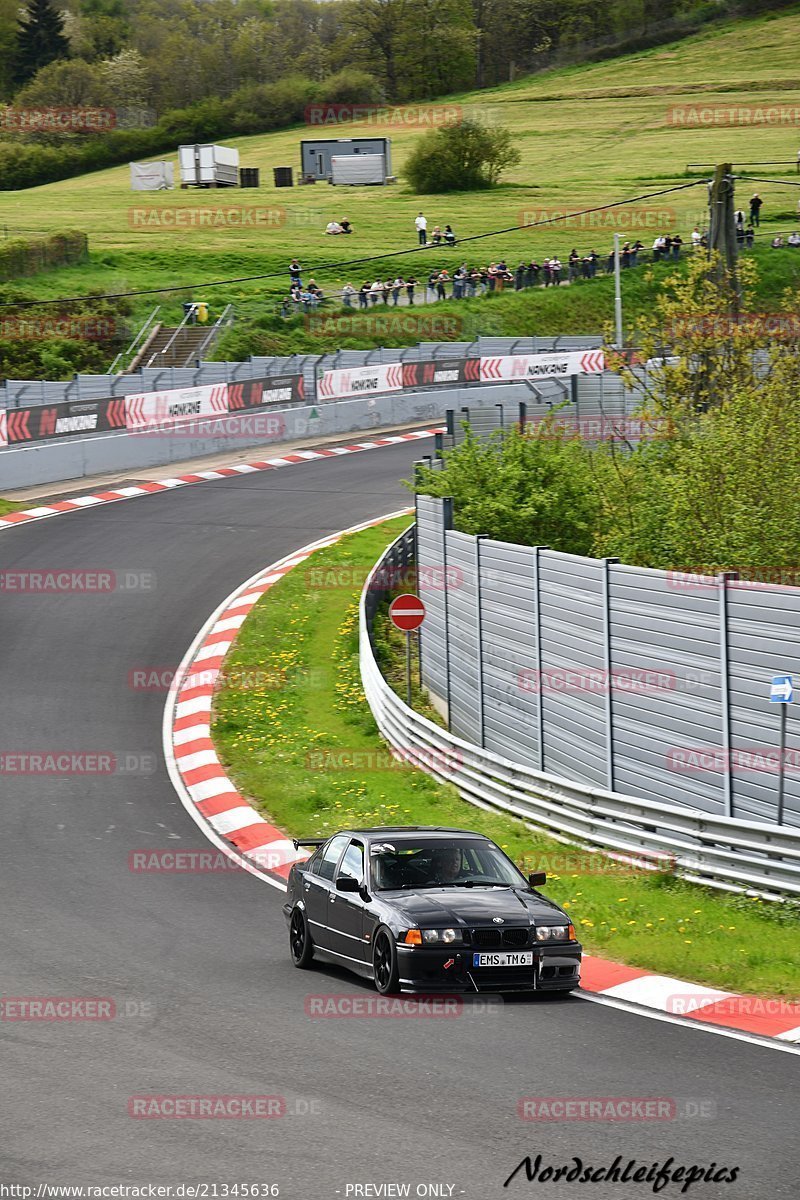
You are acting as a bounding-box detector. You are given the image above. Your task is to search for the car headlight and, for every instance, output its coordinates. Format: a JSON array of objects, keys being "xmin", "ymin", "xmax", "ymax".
[
  {"xmin": 420, "ymin": 928, "xmax": 462, "ymax": 945},
  {"xmin": 536, "ymin": 924, "xmax": 573, "ymax": 942}
]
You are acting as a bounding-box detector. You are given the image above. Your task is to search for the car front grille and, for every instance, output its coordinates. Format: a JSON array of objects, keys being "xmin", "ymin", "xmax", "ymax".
[{"xmin": 471, "ymin": 927, "xmax": 530, "ymax": 948}]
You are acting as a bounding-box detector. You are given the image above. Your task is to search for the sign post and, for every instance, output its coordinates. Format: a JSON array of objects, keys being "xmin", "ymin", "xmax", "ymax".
[
  {"xmin": 389, "ymin": 594, "xmax": 426, "ymax": 706},
  {"xmin": 769, "ymin": 674, "xmax": 793, "ymax": 824}
]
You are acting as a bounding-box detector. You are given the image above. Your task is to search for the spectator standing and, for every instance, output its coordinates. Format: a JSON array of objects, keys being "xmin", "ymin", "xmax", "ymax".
[
  {"xmin": 406, "ymin": 276, "xmax": 417, "ymax": 305},
  {"xmin": 436, "ymin": 270, "xmax": 449, "ymax": 300},
  {"xmin": 588, "ymin": 249, "xmax": 598, "ymax": 277},
  {"xmin": 341, "ymin": 282, "xmax": 356, "ymax": 308},
  {"xmin": 289, "ymin": 258, "xmax": 302, "ymax": 286},
  {"xmin": 526, "ymin": 260, "xmax": 540, "ymax": 288},
  {"xmin": 358, "ymin": 281, "xmax": 370, "ymax": 309},
  {"xmin": 691, "ymin": 226, "xmax": 702, "ymax": 248},
  {"xmin": 391, "ymin": 277, "xmax": 403, "ymax": 305},
  {"xmin": 631, "ymin": 239, "xmax": 643, "ymax": 266},
  {"xmin": 370, "ymin": 279, "xmax": 382, "ymax": 305},
  {"xmin": 621, "ymin": 242, "xmax": 631, "ymax": 268},
  {"xmin": 415, "ymin": 212, "xmax": 427, "ymax": 244},
  {"xmin": 671, "ymin": 233, "xmax": 683, "ymax": 260},
  {"xmin": 745, "ymin": 225, "xmax": 755, "ymax": 247},
  {"xmin": 542, "ymin": 258, "xmax": 552, "ymax": 286},
  {"xmin": 568, "ymin": 249, "xmax": 580, "ymax": 280},
  {"xmin": 551, "ymin": 257, "xmax": 562, "ymax": 285},
  {"xmin": 749, "ymin": 194, "xmax": 763, "ymax": 227},
  {"xmin": 515, "ymin": 262, "xmax": 526, "ymax": 290}
]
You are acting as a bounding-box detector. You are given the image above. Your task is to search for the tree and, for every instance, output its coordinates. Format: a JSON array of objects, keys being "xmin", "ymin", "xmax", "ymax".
[
  {"xmin": 14, "ymin": 0, "xmax": 70, "ymax": 88},
  {"xmin": 411, "ymin": 422, "xmax": 601, "ymax": 553},
  {"xmin": 404, "ymin": 116, "xmax": 520, "ymax": 192}
]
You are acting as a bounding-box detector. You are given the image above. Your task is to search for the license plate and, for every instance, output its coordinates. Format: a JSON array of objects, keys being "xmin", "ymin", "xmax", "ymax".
[{"xmin": 472, "ymin": 951, "xmax": 534, "ymax": 968}]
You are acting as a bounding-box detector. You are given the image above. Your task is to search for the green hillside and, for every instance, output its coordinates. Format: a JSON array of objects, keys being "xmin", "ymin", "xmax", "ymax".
[{"xmin": 1, "ymin": 6, "xmax": 799, "ymax": 358}]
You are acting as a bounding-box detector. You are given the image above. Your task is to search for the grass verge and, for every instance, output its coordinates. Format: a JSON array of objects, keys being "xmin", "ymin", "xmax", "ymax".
[
  {"xmin": 212, "ymin": 516, "xmax": 800, "ymax": 998},
  {"xmin": 0, "ymin": 498, "xmax": 24, "ymax": 516}
]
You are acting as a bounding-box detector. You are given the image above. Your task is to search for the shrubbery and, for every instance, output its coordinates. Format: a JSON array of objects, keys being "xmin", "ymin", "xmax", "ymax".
[{"xmin": 404, "ymin": 119, "xmax": 521, "ymax": 193}]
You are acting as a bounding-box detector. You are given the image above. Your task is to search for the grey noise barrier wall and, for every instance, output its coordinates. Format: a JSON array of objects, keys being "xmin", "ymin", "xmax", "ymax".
[
  {"xmin": 417, "ymin": 491, "xmax": 800, "ymax": 829},
  {"xmin": 0, "ymin": 386, "xmax": 528, "ymax": 491}
]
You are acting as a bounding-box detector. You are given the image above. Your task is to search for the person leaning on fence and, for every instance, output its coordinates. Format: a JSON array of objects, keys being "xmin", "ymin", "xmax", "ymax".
[
  {"xmin": 406, "ymin": 276, "xmax": 417, "ymax": 305},
  {"xmin": 568, "ymin": 249, "xmax": 580, "ymax": 280},
  {"xmin": 631, "ymin": 239, "xmax": 643, "ymax": 265},
  {"xmin": 526, "ymin": 260, "xmax": 540, "ymax": 287},
  {"xmin": 341, "ymin": 282, "xmax": 356, "ymax": 308},
  {"xmin": 550, "ymin": 257, "xmax": 562, "ymax": 285},
  {"xmin": 370, "ymin": 279, "xmax": 383, "ymax": 305},
  {"xmin": 391, "ymin": 277, "xmax": 403, "ymax": 304},
  {"xmin": 671, "ymin": 233, "xmax": 683, "ymax": 260},
  {"xmin": 358, "ymin": 281, "xmax": 370, "ymax": 309}
]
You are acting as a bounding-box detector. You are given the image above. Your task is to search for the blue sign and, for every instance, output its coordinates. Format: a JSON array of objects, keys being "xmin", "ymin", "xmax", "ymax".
[{"xmin": 770, "ymin": 675, "xmax": 793, "ymax": 703}]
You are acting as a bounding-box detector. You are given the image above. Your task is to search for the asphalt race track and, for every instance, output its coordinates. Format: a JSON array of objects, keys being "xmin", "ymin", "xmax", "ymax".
[{"xmin": 0, "ymin": 440, "xmax": 796, "ymax": 1199}]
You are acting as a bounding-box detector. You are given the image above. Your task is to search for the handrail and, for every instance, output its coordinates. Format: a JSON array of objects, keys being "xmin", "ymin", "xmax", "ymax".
[
  {"xmin": 193, "ymin": 303, "xmax": 233, "ymax": 362},
  {"xmin": 359, "ymin": 529, "xmax": 800, "ymax": 901},
  {"xmin": 110, "ymin": 305, "xmax": 160, "ymax": 374},
  {"xmin": 146, "ymin": 307, "xmax": 194, "ymax": 368}
]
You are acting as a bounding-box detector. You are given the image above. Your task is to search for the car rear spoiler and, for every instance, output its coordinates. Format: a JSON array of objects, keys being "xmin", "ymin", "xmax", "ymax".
[{"xmin": 292, "ymin": 838, "xmax": 326, "ymax": 850}]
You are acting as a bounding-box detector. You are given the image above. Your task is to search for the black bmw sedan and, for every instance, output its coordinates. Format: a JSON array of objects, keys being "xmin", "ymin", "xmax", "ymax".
[{"xmin": 283, "ymin": 826, "xmax": 582, "ymax": 994}]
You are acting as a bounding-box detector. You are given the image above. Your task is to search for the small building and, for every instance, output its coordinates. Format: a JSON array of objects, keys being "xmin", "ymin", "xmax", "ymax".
[{"xmin": 299, "ymin": 138, "xmax": 392, "ymax": 182}]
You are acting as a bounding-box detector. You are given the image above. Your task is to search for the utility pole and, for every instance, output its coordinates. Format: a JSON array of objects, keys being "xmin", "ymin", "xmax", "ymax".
[
  {"xmin": 613, "ymin": 232, "xmax": 623, "ymax": 348},
  {"xmin": 707, "ymin": 163, "xmax": 740, "ymax": 310}
]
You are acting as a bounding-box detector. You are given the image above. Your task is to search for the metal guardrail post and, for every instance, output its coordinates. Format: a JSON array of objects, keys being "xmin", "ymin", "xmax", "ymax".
[
  {"xmin": 719, "ymin": 571, "xmax": 738, "ymax": 819},
  {"xmin": 476, "ymin": 535, "xmax": 486, "ymax": 748},
  {"xmin": 533, "ymin": 545, "xmax": 549, "ymax": 771},
  {"xmin": 442, "ymin": 497, "xmax": 454, "ymax": 732},
  {"xmin": 603, "ymin": 557, "xmax": 620, "ymax": 792}
]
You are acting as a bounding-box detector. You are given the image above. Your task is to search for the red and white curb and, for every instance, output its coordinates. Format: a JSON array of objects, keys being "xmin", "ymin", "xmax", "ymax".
[
  {"xmin": 580, "ymin": 955, "xmax": 800, "ymax": 1044},
  {"xmin": 163, "ymin": 515, "xmax": 800, "ymax": 1051},
  {"xmin": 0, "ymin": 427, "xmax": 439, "ymax": 533},
  {"xmin": 163, "ymin": 511, "xmax": 413, "ymax": 890}
]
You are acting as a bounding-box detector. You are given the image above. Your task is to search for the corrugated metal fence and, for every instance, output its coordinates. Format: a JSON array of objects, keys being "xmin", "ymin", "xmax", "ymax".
[{"xmin": 416, "ymin": 420, "xmax": 800, "ymax": 828}]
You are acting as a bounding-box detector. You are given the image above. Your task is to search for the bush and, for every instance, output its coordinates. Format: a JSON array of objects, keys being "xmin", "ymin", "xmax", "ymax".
[
  {"xmin": 404, "ymin": 118, "xmax": 521, "ymax": 193},
  {"xmin": 0, "ymin": 229, "xmax": 87, "ymax": 280}
]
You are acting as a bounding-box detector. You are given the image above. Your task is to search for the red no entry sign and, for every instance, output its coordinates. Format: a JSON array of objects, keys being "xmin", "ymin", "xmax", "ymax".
[{"xmin": 389, "ymin": 593, "xmax": 426, "ymax": 632}]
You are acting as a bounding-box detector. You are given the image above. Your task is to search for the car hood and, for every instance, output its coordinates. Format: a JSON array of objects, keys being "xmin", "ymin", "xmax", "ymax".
[{"xmin": 386, "ymin": 886, "xmax": 566, "ymax": 926}]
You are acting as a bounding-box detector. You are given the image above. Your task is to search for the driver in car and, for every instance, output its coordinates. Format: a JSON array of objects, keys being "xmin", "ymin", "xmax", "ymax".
[{"xmin": 430, "ymin": 846, "xmax": 464, "ymax": 884}]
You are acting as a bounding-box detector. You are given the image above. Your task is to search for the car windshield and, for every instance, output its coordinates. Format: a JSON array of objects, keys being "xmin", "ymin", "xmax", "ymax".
[{"xmin": 370, "ymin": 838, "xmax": 526, "ymax": 891}]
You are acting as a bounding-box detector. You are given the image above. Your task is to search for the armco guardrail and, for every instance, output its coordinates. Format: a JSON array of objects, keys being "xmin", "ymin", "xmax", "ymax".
[{"xmin": 360, "ymin": 529, "xmax": 800, "ymax": 900}]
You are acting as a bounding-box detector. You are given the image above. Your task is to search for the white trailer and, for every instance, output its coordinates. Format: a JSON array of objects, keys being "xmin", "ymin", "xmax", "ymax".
[
  {"xmin": 178, "ymin": 144, "xmax": 239, "ymax": 188},
  {"xmin": 330, "ymin": 154, "xmax": 387, "ymax": 186},
  {"xmin": 129, "ymin": 160, "xmax": 174, "ymax": 191}
]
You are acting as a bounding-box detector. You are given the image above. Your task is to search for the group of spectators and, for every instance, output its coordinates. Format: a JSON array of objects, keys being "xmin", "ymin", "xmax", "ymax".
[
  {"xmin": 414, "ymin": 213, "xmax": 457, "ymax": 246},
  {"xmin": 282, "ymin": 216, "xmax": 771, "ymax": 313}
]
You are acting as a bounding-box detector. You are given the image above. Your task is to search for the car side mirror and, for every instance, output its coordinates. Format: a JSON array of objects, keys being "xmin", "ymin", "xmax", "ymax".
[
  {"xmin": 335, "ymin": 875, "xmax": 361, "ymax": 893},
  {"xmin": 528, "ymin": 871, "xmax": 547, "ymax": 889}
]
